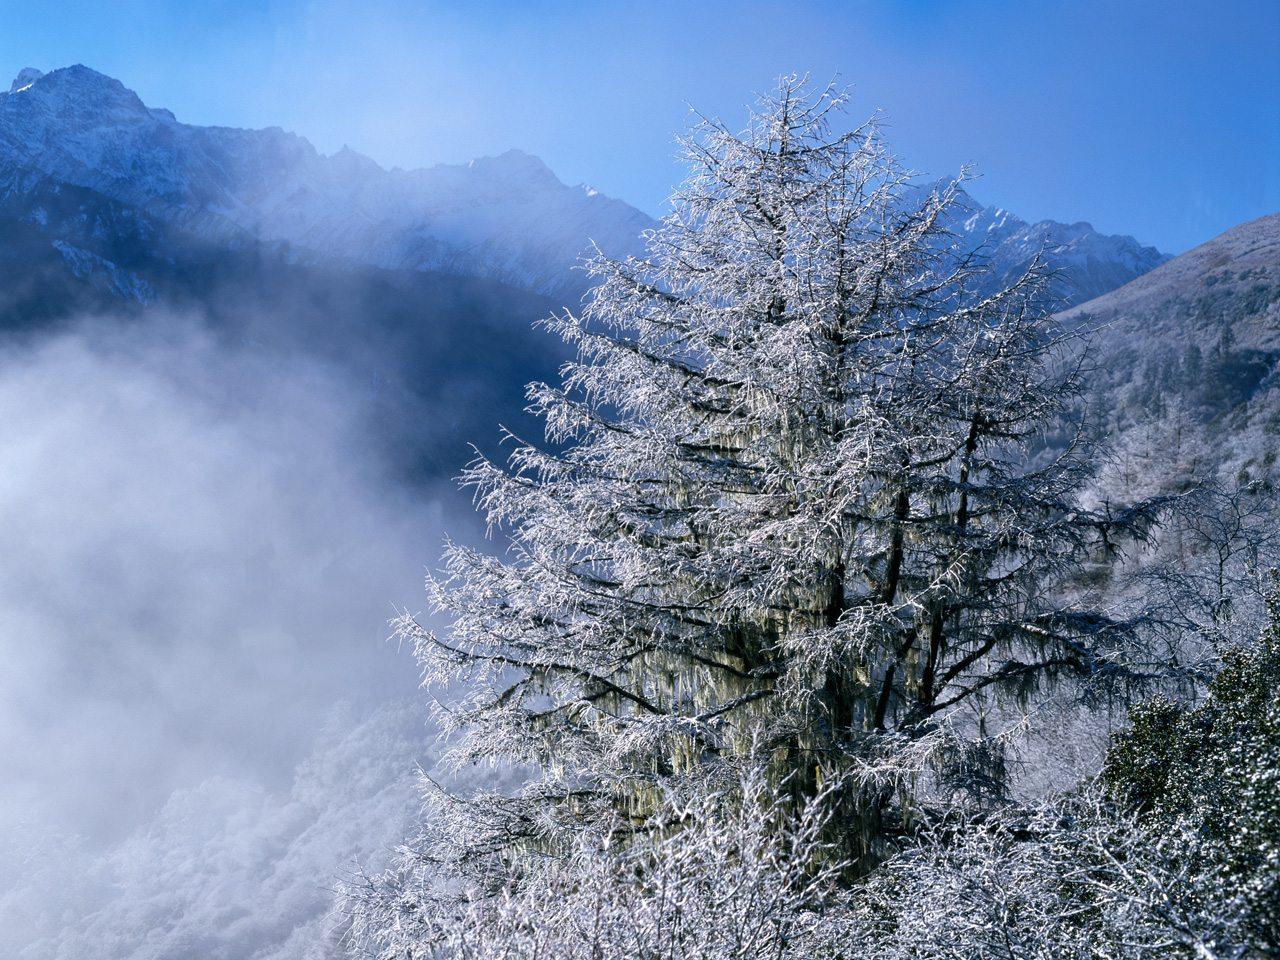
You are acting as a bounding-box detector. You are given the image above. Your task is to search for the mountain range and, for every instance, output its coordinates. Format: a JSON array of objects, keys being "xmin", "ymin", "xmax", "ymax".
[
  {"xmin": 943, "ymin": 187, "xmax": 1169, "ymax": 304},
  {"xmin": 0, "ymin": 65, "xmax": 649, "ymax": 298},
  {"xmin": 1, "ymin": 64, "xmax": 1167, "ymax": 319},
  {"xmin": 0, "ymin": 62, "xmax": 1181, "ymax": 486}
]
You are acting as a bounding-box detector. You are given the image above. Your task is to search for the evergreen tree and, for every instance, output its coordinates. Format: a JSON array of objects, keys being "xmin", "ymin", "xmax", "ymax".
[
  {"xmin": 399, "ymin": 77, "xmax": 1164, "ymax": 879},
  {"xmin": 1104, "ymin": 572, "xmax": 1280, "ymax": 950}
]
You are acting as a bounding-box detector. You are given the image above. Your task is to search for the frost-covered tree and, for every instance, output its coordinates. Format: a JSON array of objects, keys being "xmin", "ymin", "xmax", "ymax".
[
  {"xmin": 1130, "ymin": 481, "xmax": 1280, "ymax": 662},
  {"xmin": 1103, "ymin": 572, "xmax": 1280, "ymax": 951},
  {"xmin": 847, "ymin": 791, "xmax": 1255, "ymax": 960},
  {"xmin": 344, "ymin": 764, "xmax": 858, "ymax": 960},
  {"xmin": 843, "ymin": 575, "xmax": 1280, "ymax": 960},
  {"xmin": 395, "ymin": 77, "xmax": 1166, "ymax": 881}
]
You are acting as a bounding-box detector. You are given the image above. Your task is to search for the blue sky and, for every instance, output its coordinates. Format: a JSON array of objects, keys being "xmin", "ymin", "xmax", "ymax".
[{"xmin": 1, "ymin": 0, "xmax": 1276, "ymax": 252}]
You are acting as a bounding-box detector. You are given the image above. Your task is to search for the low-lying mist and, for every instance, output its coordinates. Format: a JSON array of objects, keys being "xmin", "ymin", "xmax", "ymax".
[
  {"xmin": 0, "ymin": 310, "xmax": 475, "ymax": 957},
  {"xmin": 0, "ymin": 313, "xmax": 447, "ymax": 838}
]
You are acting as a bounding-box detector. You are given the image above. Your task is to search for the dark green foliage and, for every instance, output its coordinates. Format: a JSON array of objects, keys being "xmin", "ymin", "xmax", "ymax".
[
  {"xmin": 1199, "ymin": 346, "xmax": 1275, "ymax": 415},
  {"xmin": 1101, "ymin": 695, "xmax": 1188, "ymax": 810},
  {"xmin": 1104, "ymin": 576, "xmax": 1280, "ymax": 950}
]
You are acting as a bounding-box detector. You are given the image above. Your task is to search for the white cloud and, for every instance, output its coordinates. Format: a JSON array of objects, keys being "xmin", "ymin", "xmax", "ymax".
[{"xmin": 0, "ymin": 314, "xmax": 458, "ymax": 955}]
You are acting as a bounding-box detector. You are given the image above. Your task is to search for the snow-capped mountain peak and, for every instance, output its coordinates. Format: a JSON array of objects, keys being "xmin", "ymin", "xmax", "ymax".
[
  {"xmin": 933, "ymin": 181, "xmax": 1168, "ymax": 303},
  {"xmin": 4, "ymin": 64, "xmax": 150, "ymax": 118},
  {"xmin": 0, "ymin": 66, "xmax": 1167, "ymax": 305},
  {"xmin": 0, "ymin": 66, "xmax": 652, "ymax": 296},
  {"xmin": 9, "ymin": 67, "xmax": 44, "ymax": 94}
]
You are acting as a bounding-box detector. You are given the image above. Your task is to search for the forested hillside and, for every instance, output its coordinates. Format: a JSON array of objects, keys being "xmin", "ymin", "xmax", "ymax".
[{"xmin": 1070, "ymin": 213, "xmax": 1280, "ymax": 494}]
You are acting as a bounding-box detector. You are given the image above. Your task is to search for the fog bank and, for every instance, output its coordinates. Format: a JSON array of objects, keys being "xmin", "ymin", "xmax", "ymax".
[{"xmin": 0, "ymin": 314, "xmax": 448, "ymax": 840}]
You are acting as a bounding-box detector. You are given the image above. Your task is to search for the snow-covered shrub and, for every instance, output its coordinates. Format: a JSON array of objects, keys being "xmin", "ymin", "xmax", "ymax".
[
  {"xmin": 342, "ymin": 764, "xmax": 857, "ymax": 960},
  {"xmin": 840, "ymin": 576, "xmax": 1280, "ymax": 960}
]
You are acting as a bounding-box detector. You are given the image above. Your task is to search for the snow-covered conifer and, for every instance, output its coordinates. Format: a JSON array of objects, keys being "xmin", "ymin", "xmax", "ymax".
[{"xmin": 395, "ymin": 76, "xmax": 1167, "ymax": 881}]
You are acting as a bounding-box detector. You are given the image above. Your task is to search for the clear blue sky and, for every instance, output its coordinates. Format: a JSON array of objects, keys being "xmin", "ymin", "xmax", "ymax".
[{"xmin": 2, "ymin": 0, "xmax": 1276, "ymax": 252}]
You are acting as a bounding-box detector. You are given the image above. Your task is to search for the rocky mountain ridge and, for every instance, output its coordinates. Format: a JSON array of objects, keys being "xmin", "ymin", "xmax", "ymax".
[
  {"xmin": 0, "ymin": 65, "xmax": 651, "ymax": 298},
  {"xmin": 0, "ymin": 65, "xmax": 1169, "ymax": 309},
  {"xmin": 942, "ymin": 183, "xmax": 1169, "ymax": 304}
]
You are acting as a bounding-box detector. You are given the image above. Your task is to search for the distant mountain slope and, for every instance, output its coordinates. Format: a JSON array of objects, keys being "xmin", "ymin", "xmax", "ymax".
[
  {"xmin": 0, "ymin": 171, "xmax": 567, "ymax": 481},
  {"xmin": 940, "ymin": 183, "xmax": 1170, "ymax": 305},
  {"xmin": 0, "ymin": 65, "xmax": 651, "ymax": 298},
  {"xmin": 0, "ymin": 65, "xmax": 1168, "ymax": 310},
  {"xmin": 1062, "ymin": 211, "xmax": 1280, "ymax": 350},
  {"xmin": 1065, "ymin": 212, "xmax": 1280, "ymax": 489}
]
